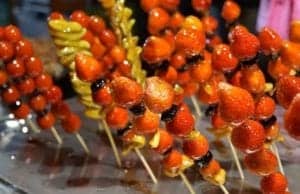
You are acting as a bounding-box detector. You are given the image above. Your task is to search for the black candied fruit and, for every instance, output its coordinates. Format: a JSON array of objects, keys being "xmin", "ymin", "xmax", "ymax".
[
  {"xmin": 195, "ymin": 151, "xmax": 213, "ymax": 169},
  {"xmin": 129, "ymin": 103, "xmax": 146, "ymax": 116},
  {"xmin": 91, "ymin": 78, "xmax": 106, "ymax": 92},
  {"xmin": 161, "ymin": 104, "xmax": 178, "ymax": 122},
  {"xmin": 260, "ymin": 115, "xmax": 277, "ymax": 129}
]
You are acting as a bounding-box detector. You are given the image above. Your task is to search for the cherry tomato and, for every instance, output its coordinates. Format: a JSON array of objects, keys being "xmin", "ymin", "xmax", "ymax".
[
  {"xmin": 70, "ymin": 10, "xmax": 90, "ymax": 28},
  {"xmin": 16, "ymin": 77, "xmax": 35, "ymax": 95},
  {"xmin": 0, "ymin": 41, "xmax": 15, "ymax": 62},
  {"xmin": 37, "ymin": 111, "xmax": 56, "ymax": 130},
  {"xmin": 34, "ymin": 73, "xmax": 53, "ymax": 91},
  {"xmin": 29, "ymin": 94, "xmax": 47, "ymax": 112},
  {"xmin": 44, "ymin": 85, "xmax": 63, "ymax": 104},
  {"xmin": 25, "ymin": 57, "xmax": 44, "ymax": 77},
  {"xmin": 15, "ymin": 39, "xmax": 34, "ymax": 59},
  {"xmin": 62, "ymin": 113, "xmax": 81, "ymax": 133},
  {"xmin": 1, "ymin": 85, "xmax": 20, "ymax": 104},
  {"xmin": 3, "ymin": 25, "xmax": 22, "ymax": 43},
  {"xmin": 5, "ymin": 58, "xmax": 26, "ymax": 78}
]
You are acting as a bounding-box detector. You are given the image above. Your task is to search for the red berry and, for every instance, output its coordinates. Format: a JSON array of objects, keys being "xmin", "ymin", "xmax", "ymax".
[
  {"xmin": 37, "ymin": 111, "xmax": 56, "ymax": 130},
  {"xmin": 62, "ymin": 113, "xmax": 81, "ymax": 133},
  {"xmin": 12, "ymin": 102, "xmax": 30, "ymax": 119},
  {"xmin": 1, "ymin": 86, "xmax": 20, "ymax": 104},
  {"xmin": 0, "ymin": 41, "xmax": 14, "ymax": 62},
  {"xmin": 44, "ymin": 85, "xmax": 63, "ymax": 104},
  {"xmin": 211, "ymin": 43, "xmax": 238, "ymax": 72},
  {"xmin": 5, "ymin": 58, "xmax": 26, "ymax": 78},
  {"xmin": 25, "ymin": 57, "xmax": 43, "ymax": 77},
  {"xmin": 231, "ymin": 119, "xmax": 265, "ymax": 153},
  {"xmin": 258, "ymin": 27, "xmax": 282, "ymax": 55},
  {"xmin": 16, "ymin": 77, "xmax": 35, "ymax": 95},
  {"xmin": 15, "ymin": 39, "xmax": 34, "ymax": 59},
  {"xmin": 51, "ymin": 101, "xmax": 71, "ymax": 120},
  {"xmin": 89, "ymin": 15, "xmax": 106, "ymax": 35},
  {"xmin": 34, "ymin": 73, "xmax": 53, "ymax": 91},
  {"xmin": 70, "ymin": 10, "xmax": 90, "ymax": 28},
  {"xmin": 3, "ymin": 25, "xmax": 22, "ymax": 43},
  {"xmin": 29, "ymin": 94, "xmax": 47, "ymax": 112},
  {"xmin": 75, "ymin": 53, "xmax": 103, "ymax": 82}
]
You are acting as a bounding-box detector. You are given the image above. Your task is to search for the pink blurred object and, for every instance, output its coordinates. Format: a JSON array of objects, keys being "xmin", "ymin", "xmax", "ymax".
[{"xmin": 257, "ymin": 0, "xmax": 300, "ymax": 39}]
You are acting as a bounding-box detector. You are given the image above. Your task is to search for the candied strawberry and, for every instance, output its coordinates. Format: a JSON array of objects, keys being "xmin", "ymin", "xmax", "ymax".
[
  {"xmin": 181, "ymin": 15, "xmax": 204, "ymax": 32},
  {"xmin": 144, "ymin": 77, "xmax": 174, "ymax": 113},
  {"xmin": 191, "ymin": 0, "xmax": 212, "ymax": 12},
  {"xmin": 267, "ymin": 57, "xmax": 291, "ymax": 80},
  {"xmin": 166, "ymin": 103, "xmax": 194, "ymax": 137},
  {"xmin": 211, "ymin": 44, "xmax": 238, "ymax": 72},
  {"xmin": 111, "ymin": 76, "xmax": 143, "ymax": 108},
  {"xmin": 140, "ymin": 0, "xmax": 159, "ymax": 12},
  {"xmin": 154, "ymin": 129, "xmax": 174, "ymax": 154},
  {"xmin": 106, "ymin": 106, "xmax": 129, "ymax": 130},
  {"xmin": 190, "ymin": 60, "xmax": 213, "ymax": 83},
  {"xmin": 255, "ymin": 96, "xmax": 276, "ymax": 120},
  {"xmin": 134, "ymin": 109, "xmax": 159, "ymax": 134},
  {"xmin": 290, "ymin": 20, "xmax": 300, "ymax": 43},
  {"xmin": 157, "ymin": 66, "xmax": 178, "ymax": 84},
  {"xmin": 183, "ymin": 134, "xmax": 209, "ymax": 159},
  {"xmin": 240, "ymin": 64, "xmax": 266, "ymax": 94},
  {"xmin": 281, "ymin": 41, "xmax": 300, "ymax": 70},
  {"xmin": 147, "ymin": 7, "xmax": 170, "ymax": 35},
  {"xmin": 218, "ymin": 82, "xmax": 255, "ymax": 123},
  {"xmin": 260, "ymin": 172, "xmax": 288, "ymax": 194},
  {"xmin": 70, "ymin": 10, "xmax": 90, "ymax": 28},
  {"xmin": 284, "ymin": 94, "xmax": 300, "ymax": 140},
  {"xmin": 221, "ymin": 0, "xmax": 241, "ymax": 23},
  {"xmin": 142, "ymin": 36, "xmax": 172, "ymax": 64},
  {"xmin": 175, "ymin": 28, "xmax": 205, "ymax": 57},
  {"xmin": 197, "ymin": 76, "xmax": 219, "ymax": 105},
  {"xmin": 163, "ymin": 149, "xmax": 183, "ymax": 171},
  {"xmin": 244, "ymin": 148, "xmax": 278, "ymax": 176},
  {"xmin": 169, "ymin": 12, "xmax": 185, "ymax": 32},
  {"xmin": 202, "ymin": 16, "xmax": 218, "ymax": 34},
  {"xmin": 159, "ymin": 0, "xmax": 180, "ymax": 11},
  {"xmin": 258, "ymin": 27, "xmax": 282, "ymax": 55},
  {"xmin": 75, "ymin": 53, "xmax": 103, "ymax": 82},
  {"xmin": 231, "ymin": 119, "xmax": 265, "ymax": 153},
  {"xmin": 276, "ymin": 75, "xmax": 300, "ymax": 109},
  {"xmin": 229, "ymin": 25, "xmax": 260, "ymax": 61}
]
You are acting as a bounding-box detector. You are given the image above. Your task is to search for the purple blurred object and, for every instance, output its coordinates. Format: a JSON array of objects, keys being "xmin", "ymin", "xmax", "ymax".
[{"xmin": 257, "ymin": 0, "xmax": 300, "ymax": 39}]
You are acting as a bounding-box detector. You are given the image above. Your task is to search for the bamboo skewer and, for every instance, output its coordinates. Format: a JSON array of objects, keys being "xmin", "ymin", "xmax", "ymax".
[
  {"xmin": 191, "ymin": 95, "xmax": 202, "ymax": 118},
  {"xmin": 226, "ymin": 135, "xmax": 245, "ymax": 180},
  {"xmin": 75, "ymin": 132, "xmax": 90, "ymax": 155},
  {"xmin": 100, "ymin": 119, "xmax": 122, "ymax": 167},
  {"xmin": 26, "ymin": 117, "xmax": 40, "ymax": 133},
  {"xmin": 50, "ymin": 126, "xmax": 63, "ymax": 145},
  {"xmin": 179, "ymin": 171, "xmax": 195, "ymax": 194},
  {"xmin": 271, "ymin": 142, "xmax": 285, "ymax": 175},
  {"xmin": 219, "ymin": 184, "xmax": 229, "ymax": 194},
  {"xmin": 134, "ymin": 147, "xmax": 158, "ymax": 184}
]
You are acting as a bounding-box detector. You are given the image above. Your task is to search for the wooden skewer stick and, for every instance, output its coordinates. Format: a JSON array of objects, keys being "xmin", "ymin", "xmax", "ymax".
[
  {"xmin": 271, "ymin": 142, "xmax": 285, "ymax": 175},
  {"xmin": 179, "ymin": 171, "xmax": 195, "ymax": 194},
  {"xmin": 26, "ymin": 117, "xmax": 40, "ymax": 133},
  {"xmin": 219, "ymin": 184, "xmax": 229, "ymax": 194},
  {"xmin": 226, "ymin": 135, "xmax": 245, "ymax": 180},
  {"xmin": 50, "ymin": 126, "xmax": 63, "ymax": 145},
  {"xmin": 100, "ymin": 119, "xmax": 122, "ymax": 167},
  {"xmin": 191, "ymin": 95, "xmax": 202, "ymax": 118},
  {"xmin": 134, "ymin": 147, "xmax": 158, "ymax": 184},
  {"xmin": 75, "ymin": 132, "xmax": 90, "ymax": 155}
]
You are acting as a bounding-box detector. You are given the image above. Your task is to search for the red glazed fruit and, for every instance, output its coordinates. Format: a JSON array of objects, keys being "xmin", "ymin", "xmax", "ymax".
[
  {"xmin": 106, "ymin": 106, "xmax": 129, "ymax": 129},
  {"xmin": 240, "ymin": 64, "xmax": 266, "ymax": 94},
  {"xmin": 62, "ymin": 113, "xmax": 81, "ymax": 133},
  {"xmin": 260, "ymin": 172, "xmax": 288, "ymax": 194},
  {"xmin": 1, "ymin": 86, "xmax": 20, "ymax": 104},
  {"xmin": 5, "ymin": 58, "xmax": 25, "ymax": 78},
  {"xmin": 75, "ymin": 53, "xmax": 103, "ymax": 82},
  {"xmin": 284, "ymin": 94, "xmax": 300, "ymax": 140},
  {"xmin": 258, "ymin": 27, "xmax": 282, "ymax": 55},
  {"xmin": 231, "ymin": 119, "xmax": 265, "ymax": 153},
  {"xmin": 183, "ymin": 134, "xmax": 209, "ymax": 159},
  {"xmin": 144, "ymin": 76, "xmax": 174, "ymax": 113},
  {"xmin": 34, "ymin": 73, "xmax": 53, "ymax": 91},
  {"xmin": 267, "ymin": 57, "xmax": 291, "ymax": 80},
  {"xmin": 37, "ymin": 111, "xmax": 56, "ymax": 130},
  {"xmin": 0, "ymin": 41, "xmax": 14, "ymax": 62},
  {"xmin": 134, "ymin": 109, "xmax": 159, "ymax": 134},
  {"xmin": 191, "ymin": 0, "xmax": 212, "ymax": 12},
  {"xmin": 111, "ymin": 76, "xmax": 143, "ymax": 108},
  {"xmin": 154, "ymin": 129, "xmax": 174, "ymax": 154},
  {"xmin": 166, "ymin": 104, "xmax": 194, "ymax": 137},
  {"xmin": 16, "ymin": 77, "xmax": 35, "ymax": 95},
  {"xmin": 163, "ymin": 149, "xmax": 182, "ymax": 171},
  {"xmin": 70, "ymin": 10, "xmax": 90, "ymax": 28},
  {"xmin": 280, "ymin": 41, "xmax": 300, "ymax": 70},
  {"xmin": 3, "ymin": 25, "xmax": 22, "ymax": 43},
  {"xmin": 44, "ymin": 85, "xmax": 63, "ymax": 104},
  {"xmin": 211, "ymin": 44, "xmax": 238, "ymax": 72},
  {"xmin": 15, "ymin": 39, "xmax": 33, "ymax": 59},
  {"xmin": 244, "ymin": 148, "xmax": 278, "ymax": 176},
  {"xmin": 25, "ymin": 57, "xmax": 43, "ymax": 77},
  {"xmin": 218, "ymin": 82, "xmax": 255, "ymax": 123},
  {"xmin": 255, "ymin": 95, "xmax": 276, "ymax": 120},
  {"xmin": 11, "ymin": 102, "xmax": 30, "ymax": 119},
  {"xmin": 276, "ymin": 75, "xmax": 300, "ymax": 109},
  {"xmin": 29, "ymin": 94, "xmax": 47, "ymax": 112},
  {"xmin": 140, "ymin": 0, "xmax": 159, "ymax": 12},
  {"xmin": 142, "ymin": 36, "xmax": 172, "ymax": 64},
  {"xmin": 0, "ymin": 70, "xmax": 8, "ymax": 86},
  {"xmin": 229, "ymin": 25, "xmax": 260, "ymax": 61},
  {"xmin": 147, "ymin": 8, "xmax": 170, "ymax": 35},
  {"xmin": 221, "ymin": 0, "xmax": 241, "ymax": 23}
]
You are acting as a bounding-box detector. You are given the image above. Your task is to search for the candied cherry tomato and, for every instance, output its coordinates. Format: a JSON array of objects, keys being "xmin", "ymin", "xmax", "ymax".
[
  {"xmin": 37, "ymin": 111, "xmax": 56, "ymax": 130},
  {"xmin": 29, "ymin": 94, "xmax": 47, "ymax": 112},
  {"xmin": 0, "ymin": 41, "xmax": 14, "ymax": 62},
  {"xmin": 62, "ymin": 113, "xmax": 81, "ymax": 133},
  {"xmin": 15, "ymin": 39, "xmax": 34, "ymax": 59},
  {"xmin": 34, "ymin": 73, "xmax": 53, "ymax": 91},
  {"xmin": 1, "ymin": 86, "xmax": 20, "ymax": 104},
  {"xmin": 5, "ymin": 58, "xmax": 26, "ymax": 78},
  {"xmin": 3, "ymin": 25, "xmax": 22, "ymax": 43},
  {"xmin": 70, "ymin": 10, "xmax": 90, "ymax": 28},
  {"xmin": 25, "ymin": 57, "xmax": 43, "ymax": 77}
]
